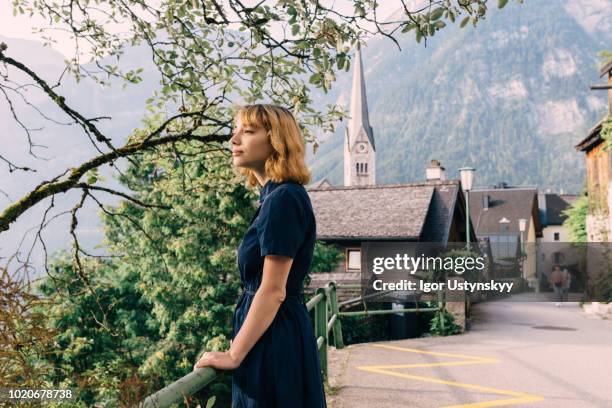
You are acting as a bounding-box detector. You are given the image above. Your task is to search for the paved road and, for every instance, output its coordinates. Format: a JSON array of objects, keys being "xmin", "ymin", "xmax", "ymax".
[{"xmin": 326, "ymin": 300, "xmax": 612, "ymax": 408}]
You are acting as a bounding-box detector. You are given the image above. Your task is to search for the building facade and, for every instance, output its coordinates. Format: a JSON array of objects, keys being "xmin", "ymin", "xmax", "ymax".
[
  {"xmin": 575, "ymin": 60, "xmax": 612, "ymax": 242},
  {"xmin": 467, "ymin": 185, "xmax": 542, "ymax": 290}
]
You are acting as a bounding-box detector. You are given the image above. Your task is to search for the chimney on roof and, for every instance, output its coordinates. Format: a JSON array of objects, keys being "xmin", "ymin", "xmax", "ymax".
[
  {"xmin": 495, "ymin": 182, "xmax": 509, "ymax": 189},
  {"xmin": 426, "ymin": 159, "xmax": 446, "ymax": 181},
  {"xmin": 537, "ymin": 192, "xmax": 548, "ymax": 228},
  {"xmin": 483, "ymin": 194, "xmax": 490, "ymax": 210}
]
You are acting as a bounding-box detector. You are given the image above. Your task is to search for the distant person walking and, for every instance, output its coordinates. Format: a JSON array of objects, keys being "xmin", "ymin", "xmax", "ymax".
[
  {"xmin": 549, "ymin": 265, "xmax": 568, "ymax": 306},
  {"xmin": 561, "ymin": 267, "xmax": 571, "ymax": 302}
]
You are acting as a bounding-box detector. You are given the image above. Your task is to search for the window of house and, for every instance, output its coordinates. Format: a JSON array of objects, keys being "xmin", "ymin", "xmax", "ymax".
[
  {"xmin": 347, "ymin": 249, "xmax": 361, "ymax": 270},
  {"xmin": 553, "ymin": 252, "xmax": 564, "ymax": 263},
  {"xmin": 488, "ymin": 234, "xmax": 518, "ymax": 258},
  {"xmin": 554, "ymin": 232, "xmax": 560, "ymax": 241}
]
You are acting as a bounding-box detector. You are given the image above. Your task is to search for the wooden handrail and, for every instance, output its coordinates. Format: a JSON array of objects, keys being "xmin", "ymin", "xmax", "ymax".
[{"xmin": 137, "ymin": 368, "xmax": 217, "ymax": 408}]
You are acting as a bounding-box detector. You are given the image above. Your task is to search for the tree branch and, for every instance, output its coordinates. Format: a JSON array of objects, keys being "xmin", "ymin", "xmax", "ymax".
[{"xmin": 0, "ymin": 130, "xmax": 229, "ymax": 233}]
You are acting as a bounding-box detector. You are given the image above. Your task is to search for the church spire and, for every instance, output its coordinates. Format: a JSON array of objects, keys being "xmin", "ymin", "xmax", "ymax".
[
  {"xmin": 347, "ymin": 43, "xmax": 375, "ymax": 151},
  {"xmin": 344, "ymin": 43, "xmax": 376, "ymax": 186}
]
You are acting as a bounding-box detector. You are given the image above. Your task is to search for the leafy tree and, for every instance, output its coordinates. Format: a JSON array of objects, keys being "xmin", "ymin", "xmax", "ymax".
[
  {"xmin": 429, "ymin": 309, "xmax": 462, "ymax": 336},
  {"xmin": 310, "ymin": 241, "xmax": 343, "ymax": 273},
  {"xmin": 562, "ymin": 191, "xmax": 588, "ymax": 243},
  {"xmin": 36, "ymin": 254, "xmax": 158, "ymax": 407},
  {"xmin": 0, "ymin": 263, "xmax": 58, "ymax": 408}
]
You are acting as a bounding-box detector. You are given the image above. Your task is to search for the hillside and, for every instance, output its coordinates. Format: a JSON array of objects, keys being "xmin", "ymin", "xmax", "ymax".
[{"xmin": 307, "ymin": 0, "xmax": 612, "ymax": 194}]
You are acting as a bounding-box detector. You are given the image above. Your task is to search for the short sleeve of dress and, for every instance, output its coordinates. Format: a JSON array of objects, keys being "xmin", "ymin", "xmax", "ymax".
[{"xmin": 257, "ymin": 187, "xmax": 306, "ymax": 259}]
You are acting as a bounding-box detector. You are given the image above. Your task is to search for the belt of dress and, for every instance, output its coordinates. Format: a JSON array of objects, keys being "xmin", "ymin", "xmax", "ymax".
[{"xmin": 241, "ymin": 287, "xmax": 303, "ymax": 299}]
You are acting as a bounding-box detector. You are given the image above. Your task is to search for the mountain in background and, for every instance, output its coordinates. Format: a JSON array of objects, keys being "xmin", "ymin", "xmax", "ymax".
[{"xmin": 306, "ymin": 0, "xmax": 612, "ymax": 194}]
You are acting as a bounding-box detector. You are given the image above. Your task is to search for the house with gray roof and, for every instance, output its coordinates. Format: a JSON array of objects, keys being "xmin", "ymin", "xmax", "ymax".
[
  {"xmin": 309, "ymin": 178, "xmax": 474, "ymax": 244},
  {"xmin": 306, "ymin": 161, "xmax": 477, "ymax": 306},
  {"xmin": 467, "ymin": 184, "xmax": 542, "ymax": 289}
]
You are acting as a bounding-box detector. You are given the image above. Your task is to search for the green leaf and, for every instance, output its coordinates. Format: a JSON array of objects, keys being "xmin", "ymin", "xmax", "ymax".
[
  {"xmin": 291, "ymin": 24, "xmax": 300, "ymax": 36},
  {"xmin": 309, "ymin": 73, "xmax": 322, "ymax": 84},
  {"xmin": 430, "ymin": 7, "xmax": 444, "ymax": 21},
  {"xmin": 86, "ymin": 168, "xmax": 99, "ymax": 185},
  {"xmin": 336, "ymin": 54, "xmax": 345, "ymax": 70},
  {"xmin": 401, "ymin": 23, "xmax": 417, "ymax": 33},
  {"xmin": 460, "ymin": 16, "xmax": 470, "ymax": 28},
  {"xmin": 498, "ymin": 0, "xmax": 509, "ymax": 9},
  {"xmin": 428, "ymin": 23, "xmax": 435, "ymax": 36},
  {"xmin": 355, "ymin": 4, "xmax": 365, "ymax": 17},
  {"xmin": 434, "ymin": 21, "xmax": 446, "ymax": 29}
]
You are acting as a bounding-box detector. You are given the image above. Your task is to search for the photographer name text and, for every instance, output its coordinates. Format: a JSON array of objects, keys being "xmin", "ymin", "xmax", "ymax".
[{"xmin": 372, "ymin": 279, "xmax": 514, "ymax": 293}]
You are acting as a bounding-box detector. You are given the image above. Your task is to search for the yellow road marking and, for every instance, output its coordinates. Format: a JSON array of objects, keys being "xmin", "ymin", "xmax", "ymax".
[{"xmin": 356, "ymin": 343, "xmax": 544, "ymax": 407}]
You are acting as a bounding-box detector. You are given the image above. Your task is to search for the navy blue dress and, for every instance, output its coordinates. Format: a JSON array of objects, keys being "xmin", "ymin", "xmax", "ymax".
[{"xmin": 231, "ymin": 180, "xmax": 327, "ymax": 408}]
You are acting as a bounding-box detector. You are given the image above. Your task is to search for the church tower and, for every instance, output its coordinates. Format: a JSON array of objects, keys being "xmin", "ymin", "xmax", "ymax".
[{"xmin": 344, "ymin": 43, "xmax": 376, "ymax": 186}]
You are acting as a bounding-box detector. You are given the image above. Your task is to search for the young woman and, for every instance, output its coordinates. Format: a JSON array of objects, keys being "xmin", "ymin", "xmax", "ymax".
[{"xmin": 193, "ymin": 104, "xmax": 327, "ymax": 407}]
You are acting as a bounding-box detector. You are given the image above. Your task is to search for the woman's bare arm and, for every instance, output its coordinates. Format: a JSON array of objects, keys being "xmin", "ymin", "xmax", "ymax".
[{"xmin": 228, "ymin": 254, "xmax": 292, "ymax": 363}]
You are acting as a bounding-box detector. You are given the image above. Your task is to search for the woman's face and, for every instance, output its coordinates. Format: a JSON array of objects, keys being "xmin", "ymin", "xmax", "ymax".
[{"xmin": 230, "ymin": 117, "xmax": 273, "ymax": 170}]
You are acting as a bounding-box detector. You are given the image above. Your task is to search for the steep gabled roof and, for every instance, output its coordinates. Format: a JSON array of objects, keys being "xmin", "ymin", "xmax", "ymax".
[
  {"xmin": 600, "ymin": 59, "xmax": 612, "ymax": 77},
  {"xmin": 575, "ymin": 116, "xmax": 607, "ymax": 152},
  {"xmin": 419, "ymin": 182, "xmax": 461, "ymax": 243},
  {"xmin": 545, "ymin": 193, "xmax": 575, "ymax": 225},
  {"xmin": 308, "ymin": 178, "xmax": 332, "ymax": 190},
  {"xmin": 468, "ymin": 188, "xmax": 541, "ymax": 237},
  {"xmin": 307, "ymin": 180, "xmax": 462, "ymax": 242}
]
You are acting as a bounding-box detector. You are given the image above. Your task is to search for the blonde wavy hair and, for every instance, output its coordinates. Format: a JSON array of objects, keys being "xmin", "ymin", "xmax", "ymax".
[{"xmin": 234, "ymin": 104, "xmax": 311, "ymax": 187}]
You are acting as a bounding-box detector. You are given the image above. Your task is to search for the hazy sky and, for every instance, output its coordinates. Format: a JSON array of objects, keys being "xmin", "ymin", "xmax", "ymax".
[{"xmin": 0, "ymin": 1, "xmax": 402, "ymax": 60}]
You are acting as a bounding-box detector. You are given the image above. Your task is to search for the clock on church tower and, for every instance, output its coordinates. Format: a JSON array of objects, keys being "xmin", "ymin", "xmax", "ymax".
[{"xmin": 357, "ymin": 142, "xmax": 368, "ymax": 153}]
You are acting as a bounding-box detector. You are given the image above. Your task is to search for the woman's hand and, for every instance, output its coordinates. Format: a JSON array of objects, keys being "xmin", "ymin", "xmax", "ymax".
[{"xmin": 193, "ymin": 350, "xmax": 242, "ymax": 371}]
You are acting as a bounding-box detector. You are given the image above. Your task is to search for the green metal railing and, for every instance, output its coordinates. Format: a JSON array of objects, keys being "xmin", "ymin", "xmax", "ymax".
[{"xmin": 138, "ymin": 281, "xmax": 443, "ymax": 407}]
